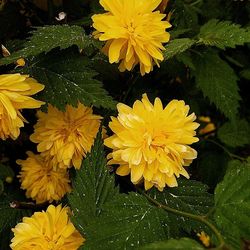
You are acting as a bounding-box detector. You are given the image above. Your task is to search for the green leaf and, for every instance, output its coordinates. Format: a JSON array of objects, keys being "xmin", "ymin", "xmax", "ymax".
[
  {"xmin": 148, "ymin": 179, "xmax": 214, "ymax": 233},
  {"xmin": 0, "ymin": 202, "xmax": 31, "ymax": 233},
  {"xmin": 83, "ymin": 192, "xmax": 172, "ymax": 250},
  {"xmin": 197, "ymin": 151, "xmax": 229, "ymax": 189},
  {"xmin": 68, "ymin": 130, "xmax": 119, "ymax": 233},
  {"xmin": 164, "ymin": 38, "xmax": 196, "ymax": 60},
  {"xmin": 22, "ymin": 51, "xmax": 116, "ymax": 110},
  {"xmin": 140, "ymin": 238, "xmax": 204, "ymax": 249},
  {"xmin": 192, "ymin": 51, "xmax": 240, "ymax": 120},
  {"xmin": 0, "ymin": 25, "xmax": 99, "ymax": 65},
  {"xmin": 0, "ymin": 164, "xmax": 15, "ymax": 182},
  {"xmin": 0, "ymin": 191, "xmax": 32, "ymax": 236},
  {"xmin": 218, "ymin": 120, "xmax": 250, "ymax": 148},
  {"xmin": 240, "ymin": 69, "xmax": 250, "ymax": 80},
  {"xmin": 198, "ymin": 19, "xmax": 250, "ymax": 49},
  {"xmin": 214, "ymin": 160, "xmax": 250, "ymax": 249},
  {"xmin": 0, "ymin": 180, "xmax": 3, "ymax": 196}
]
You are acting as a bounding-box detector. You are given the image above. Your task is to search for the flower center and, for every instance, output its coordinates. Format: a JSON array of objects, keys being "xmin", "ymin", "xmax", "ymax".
[{"xmin": 143, "ymin": 132, "xmax": 166, "ymax": 149}]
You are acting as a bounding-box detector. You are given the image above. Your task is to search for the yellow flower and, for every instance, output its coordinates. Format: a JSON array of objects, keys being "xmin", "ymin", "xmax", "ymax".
[
  {"xmin": 17, "ymin": 152, "xmax": 71, "ymax": 204},
  {"xmin": 0, "ymin": 74, "xmax": 45, "ymax": 140},
  {"xmin": 92, "ymin": 0, "xmax": 171, "ymax": 76},
  {"xmin": 198, "ymin": 116, "xmax": 216, "ymax": 137},
  {"xmin": 30, "ymin": 103, "xmax": 102, "ymax": 169},
  {"xmin": 197, "ymin": 231, "xmax": 210, "ymax": 247},
  {"xmin": 104, "ymin": 94, "xmax": 199, "ymax": 191},
  {"xmin": 10, "ymin": 204, "xmax": 85, "ymax": 250}
]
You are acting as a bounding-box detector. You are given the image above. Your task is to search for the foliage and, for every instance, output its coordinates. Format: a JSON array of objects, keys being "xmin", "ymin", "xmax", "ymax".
[
  {"xmin": 0, "ymin": 25, "xmax": 99, "ymax": 65},
  {"xmin": 192, "ymin": 50, "xmax": 240, "ymax": 120},
  {"xmin": 68, "ymin": 130, "xmax": 119, "ymax": 231},
  {"xmin": 198, "ymin": 19, "xmax": 250, "ymax": 49},
  {"xmin": 218, "ymin": 119, "xmax": 250, "ymax": 148},
  {"xmin": 141, "ymin": 238, "xmax": 205, "ymax": 249},
  {"xmin": 163, "ymin": 38, "xmax": 196, "ymax": 60},
  {"xmin": 21, "ymin": 51, "xmax": 117, "ymax": 110},
  {"xmin": 214, "ymin": 160, "xmax": 250, "ymax": 249},
  {"xmin": 1, "ymin": 0, "xmax": 250, "ymax": 249}
]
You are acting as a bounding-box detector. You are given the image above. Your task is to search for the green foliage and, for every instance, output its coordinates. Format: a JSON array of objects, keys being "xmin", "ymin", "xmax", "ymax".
[
  {"xmin": 164, "ymin": 38, "xmax": 196, "ymax": 60},
  {"xmin": 82, "ymin": 192, "xmax": 172, "ymax": 250},
  {"xmin": 68, "ymin": 130, "xmax": 119, "ymax": 232},
  {"xmin": 141, "ymin": 238, "xmax": 204, "ymax": 249},
  {"xmin": 0, "ymin": 164, "xmax": 15, "ymax": 182},
  {"xmin": 192, "ymin": 51, "xmax": 240, "ymax": 120},
  {"xmin": 21, "ymin": 51, "xmax": 116, "ymax": 110},
  {"xmin": 197, "ymin": 151, "xmax": 229, "ymax": 189},
  {"xmin": 240, "ymin": 69, "xmax": 250, "ymax": 80},
  {"xmin": 0, "ymin": 25, "xmax": 99, "ymax": 65},
  {"xmin": 0, "ymin": 201, "xmax": 31, "ymax": 233},
  {"xmin": 148, "ymin": 179, "xmax": 214, "ymax": 233},
  {"xmin": 0, "ymin": 180, "xmax": 3, "ymax": 196},
  {"xmin": 214, "ymin": 160, "xmax": 250, "ymax": 249},
  {"xmin": 218, "ymin": 120, "xmax": 250, "ymax": 148},
  {"xmin": 0, "ymin": 193, "xmax": 32, "ymax": 248},
  {"xmin": 198, "ymin": 19, "xmax": 250, "ymax": 49}
]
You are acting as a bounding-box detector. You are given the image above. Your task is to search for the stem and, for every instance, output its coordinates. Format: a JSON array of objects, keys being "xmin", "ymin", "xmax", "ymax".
[
  {"xmin": 189, "ymin": 0, "xmax": 202, "ymax": 7},
  {"xmin": 140, "ymin": 190, "xmax": 226, "ymax": 249},
  {"xmin": 122, "ymin": 74, "xmax": 140, "ymax": 102},
  {"xmin": 9, "ymin": 201, "xmax": 47, "ymax": 209},
  {"xmin": 206, "ymin": 139, "xmax": 246, "ymax": 162}
]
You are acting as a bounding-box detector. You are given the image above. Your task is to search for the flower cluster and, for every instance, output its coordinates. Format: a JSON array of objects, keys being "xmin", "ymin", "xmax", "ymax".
[
  {"xmin": 104, "ymin": 94, "xmax": 199, "ymax": 191},
  {"xmin": 92, "ymin": 0, "xmax": 171, "ymax": 76},
  {"xmin": 10, "ymin": 204, "xmax": 85, "ymax": 250},
  {"xmin": 0, "ymin": 73, "xmax": 44, "ymax": 140},
  {"xmin": 17, "ymin": 103, "xmax": 102, "ymax": 204},
  {"xmin": 2, "ymin": 2, "xmax": 203, "ymax": 247}
]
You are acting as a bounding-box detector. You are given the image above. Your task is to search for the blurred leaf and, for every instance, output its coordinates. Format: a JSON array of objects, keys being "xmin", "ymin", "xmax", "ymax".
[
  {"xmin": 68, "ymin": 130, "xmax": 119, "ymax": 233},
  {"xmin": 0, "ymin": 180, "xmax": 3, "ymax": 196},
  {"xmin": 82, "ymin": 192, "xmax": 173, "ymax": 250},
  {"xmin": 240, "ymin": 69, "xmax": 250, "ymax": 80},
  {"xmin": 164, "ymin": 38, "xmax": 195, "ymax": 60},
  {"xmin": 172, "ymin": 0, "xmax": 200, "ymax": 30},
  {"xmin": 0, "ymin": 25, "xmax": 99, "ymax": 65},
  {"xmin": 214, "ymin": 160, "xmax": 250, "ymax": 249},
  {"xmin": 148, "ymin": 179, "xmax": 214, "ymax": 233},
  {"xmin": 22, "ymin": 51, "xmax": 117, "ymax": 110},
  {"xmin": 140, "ymin": 238, "xmax": 204, "ymax": 249},
  {"xmin": 218, "ymin": 120, "xmax": 250, "ymax": 148},
  {"xmin": 197, "ymin": 151, "xmax": 229, "ymax": 189},
  {"xmin": 0, "ymin": 164, "xmax": 15, "ymax": 182},
  {"xmin": 198, "ymin": 19, "xmax": 250, "ymax": 49},
  {"xmin": 192, "ymin": 51, "xmax": 240, "ymax": 120}
]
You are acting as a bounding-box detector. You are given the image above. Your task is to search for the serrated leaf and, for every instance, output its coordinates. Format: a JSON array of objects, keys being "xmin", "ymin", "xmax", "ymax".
[
  {"xmin": 0, "ymin": 201, "xmax": 31, "ymax": 233},
  {"xmin": 192, "ymin": 51, "xmax": 240, "ymax": 120},
  {"xmin": 148, "ymin": 179, "xmax": 214, "ymax": 233},
  {"xmin": 21, "ymin": 51, "xmax": 116, "ymax": 110},
  {"xmin": 164, "ymin": 38, "xmax": 196, "ymax": 60},
  {"xmin": 198, "ymin": 19, "xmax": 250, "ymax": 49},
  {"xmin": 218, "ymin": 120, "xmax": 250, "ymax": 148},
  {"xmin": 140, "ymin": 238, "xmax": 204, "ymax": 249},
  {"xmin": 0, "ymin": 25, "xmax": 99, "ymax": 65},
  {"xmin": 68, "ymin": 130, "xmax": 119, "ymax": 233},
  {"xmin": 214, "ymin": 160, "xmax": 250, "ymax": 249},
  {"xmin": 83, "ymin": 192, "xmax": 172, "ymax": 250}
]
